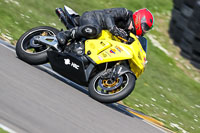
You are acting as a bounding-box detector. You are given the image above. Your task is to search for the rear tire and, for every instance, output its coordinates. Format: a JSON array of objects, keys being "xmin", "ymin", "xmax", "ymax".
[{"xmin": 16, "ymin": 26, "xmax": 59, "ymax": 65}]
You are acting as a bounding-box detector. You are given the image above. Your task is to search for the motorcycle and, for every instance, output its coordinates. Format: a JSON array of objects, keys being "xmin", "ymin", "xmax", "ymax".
[{"xmin": 16, "ymin": 5, "xmax": 148, "ymax": 103}]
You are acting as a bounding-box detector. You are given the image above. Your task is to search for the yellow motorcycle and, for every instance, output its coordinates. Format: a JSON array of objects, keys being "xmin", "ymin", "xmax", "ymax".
[{"xmin": 16, "ymin": 6, "xmax": 147, "ymax": 103}]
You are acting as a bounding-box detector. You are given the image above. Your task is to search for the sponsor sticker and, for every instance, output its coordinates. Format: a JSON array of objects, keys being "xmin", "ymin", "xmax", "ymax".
[
  {"xmin": 64, "ymin": 59, "xmax": 79, "ymax": 70},
  {"xmin": 110, "ymin": 49, "xmax": 116, "ymax": 54},
  {"xmin": 119, "ymin": 46, "xmax": 131, "ymax": 55},
  {"xmin": 98, "ymin": 56, "xmax": 103, "ymax": 60},
  {"xmin": 105, "ymin": 51, "xmax": 111, "ymax": 57},
  {"xmin": 64, "ymin": 59, "xmax": 70, "ymax": 65},
  {"xmin": 138, "ymin": 51, "xmax": 142, "ymax": 60},
  {"xmin": 102, "ymin": 53, "xmax": 107, "ymax": 58},
  {"xmin": 115, "ymin": 46, "xmax": 123, "ymax": 52}
]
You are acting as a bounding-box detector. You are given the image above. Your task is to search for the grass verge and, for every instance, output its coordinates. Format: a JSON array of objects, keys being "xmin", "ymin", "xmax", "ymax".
[
  {"xmin": 0, "ymin": 128, "xmax": 8, "ymax": 133},
  {"xmin": 123, "ymin": 13, "xmax": 200, "ymax": 133}
]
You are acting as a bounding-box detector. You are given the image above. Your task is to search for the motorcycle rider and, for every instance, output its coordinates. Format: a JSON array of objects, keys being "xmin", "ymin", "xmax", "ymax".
[{"xmin": 56, "ymin": 8, "xmax": 154, "ymax": 46}]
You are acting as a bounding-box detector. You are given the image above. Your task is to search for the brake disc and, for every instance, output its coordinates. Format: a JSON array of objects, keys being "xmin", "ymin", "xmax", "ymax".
[{"xmin": 98, "ymin": 76, "xmax": 123, "ymax": 91}]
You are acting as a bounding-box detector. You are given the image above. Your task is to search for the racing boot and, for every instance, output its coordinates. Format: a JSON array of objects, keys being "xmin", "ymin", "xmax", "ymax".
[
  {"xmin": 56, "ymin": 30, "xmax": 71, "ymax": 47},
  {"xmin": 56, "ymin": 28, "xmax": 77, "ymax": 47}
]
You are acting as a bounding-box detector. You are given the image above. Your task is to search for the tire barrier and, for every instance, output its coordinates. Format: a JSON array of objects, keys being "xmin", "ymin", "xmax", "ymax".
[{"xmin": 169, "ymin": 0, "xmax": 200, "ymax": 68}]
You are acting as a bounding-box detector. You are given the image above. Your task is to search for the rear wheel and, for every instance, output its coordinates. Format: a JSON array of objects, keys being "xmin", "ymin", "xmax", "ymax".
[
  {"xmin": 16, "ymin": 26, "xmax": 59, "ymax": 65},
  {"xmin": 88, "ymin": 70, "xmax": 136, "ymax": 103}
]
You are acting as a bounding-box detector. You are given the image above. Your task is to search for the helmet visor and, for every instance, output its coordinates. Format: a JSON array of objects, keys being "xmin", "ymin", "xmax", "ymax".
[{"xmin": 141, "ymin": 23, "xmax": 150, "ymax": 33}]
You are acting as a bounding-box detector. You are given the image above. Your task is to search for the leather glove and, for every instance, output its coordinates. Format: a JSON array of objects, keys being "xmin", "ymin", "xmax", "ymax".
[{"xmin": 110, "ymin": 26, "xmax": 128, "ymax": 39}]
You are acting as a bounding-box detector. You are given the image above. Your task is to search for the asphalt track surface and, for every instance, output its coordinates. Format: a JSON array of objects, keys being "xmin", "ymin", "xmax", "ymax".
[{"xmin": 0, "ymin": 40, "xmax": 164, "ymax": 133}]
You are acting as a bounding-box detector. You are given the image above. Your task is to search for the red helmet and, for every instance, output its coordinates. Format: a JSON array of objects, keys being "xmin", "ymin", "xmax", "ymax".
[{"xmin": 132, "ymin": 8, "xmax": 154, "ymax": 36}]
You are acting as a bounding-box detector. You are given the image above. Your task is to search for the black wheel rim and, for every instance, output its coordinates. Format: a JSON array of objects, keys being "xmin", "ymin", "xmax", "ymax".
[{"xmin": 21, "ymin": 29, "xmax": 56, "ymax": 54}]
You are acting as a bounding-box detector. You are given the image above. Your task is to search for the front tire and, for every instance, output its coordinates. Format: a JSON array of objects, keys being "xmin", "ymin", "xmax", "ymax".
[
  {"xmin": 16, "ymin": 26, "xmax": 59, "ymax": 65},
  {"xmin": 88, "ymin": 71, "xmax": 136, "ymax": 103}
]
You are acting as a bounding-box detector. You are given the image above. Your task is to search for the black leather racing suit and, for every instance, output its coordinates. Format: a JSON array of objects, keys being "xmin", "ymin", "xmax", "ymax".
[{"xmin": 73, "ymin": 8, "xmax": 134, "ymax": 39}]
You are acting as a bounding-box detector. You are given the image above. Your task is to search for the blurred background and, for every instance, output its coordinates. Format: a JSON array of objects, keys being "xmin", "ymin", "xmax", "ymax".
[
  {"xmin": 0, "ymin": 0, "xmax": 199, "ymax": 132},
  {"xmin": 169, "ymin": 0, "xmax": 200, "ymax": 69}
]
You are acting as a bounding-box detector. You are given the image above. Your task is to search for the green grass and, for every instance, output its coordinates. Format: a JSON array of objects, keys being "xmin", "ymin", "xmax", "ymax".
[
  {"xmin": 0, "ymin": 0, "xmax": 172, "ymax": 42},
  {"xmin": 0, "ymin": 0, "xmax": 200, "ymax": 133},
  {"xmin": 124, "ymin": 38, "xmax": 200, "ymax": 132},
  {"xmin": 124, "ymin": 12, "xmax": 200, "ymax": 132},
  {"xmin": 0, "ymin": 128, "xmax": 8, "ymax": 133}
]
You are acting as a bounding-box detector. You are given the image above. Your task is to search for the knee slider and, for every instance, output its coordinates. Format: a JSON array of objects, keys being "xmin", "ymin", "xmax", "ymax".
[{"xmin": 81, "ymin": 25, "xmax": 101, "ymax": 38}]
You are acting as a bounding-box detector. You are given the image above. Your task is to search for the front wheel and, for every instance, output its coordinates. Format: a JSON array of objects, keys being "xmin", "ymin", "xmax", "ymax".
[
  {"xmin": 16, "ymin": 26, "xmax": 59, "ymax": 65},
  {"xmin": 88, "ymin": 70, "xmax": 136, "ymax": 103}
]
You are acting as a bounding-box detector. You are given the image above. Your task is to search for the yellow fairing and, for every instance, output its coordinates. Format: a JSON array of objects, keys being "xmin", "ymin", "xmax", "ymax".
[{"xmin": 85, "ymin": 30, "xmax": 147, "ymax": 78}]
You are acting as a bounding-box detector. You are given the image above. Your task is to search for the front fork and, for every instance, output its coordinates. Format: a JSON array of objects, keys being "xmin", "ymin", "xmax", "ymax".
[
  {"xmin": 110, "ymin": 62, "xmax": 122, "ymax": 80},
  {"xmin": 100, "ymin": 61, "xmax": 135, "ymax": 80},
  {"xmin": 101, "ymin": 62, "xmax": 122, "ymax": 80}
]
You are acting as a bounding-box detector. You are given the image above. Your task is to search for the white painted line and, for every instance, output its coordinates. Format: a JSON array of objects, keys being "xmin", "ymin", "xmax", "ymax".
[
  {"xmin": 0, "ymin": 123, "xmax": 17, "ymax": 133},
  {"xmin": 0, "ymin": 42, "xmax": 15, "ymax": 52}
]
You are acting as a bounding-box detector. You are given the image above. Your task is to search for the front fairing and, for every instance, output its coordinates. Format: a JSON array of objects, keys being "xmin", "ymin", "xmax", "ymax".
[{"xmin": 85, "ymin": 30, "xmax": 147, "ymax": 78}]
